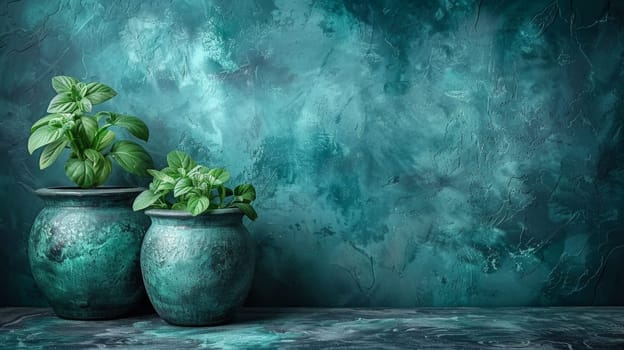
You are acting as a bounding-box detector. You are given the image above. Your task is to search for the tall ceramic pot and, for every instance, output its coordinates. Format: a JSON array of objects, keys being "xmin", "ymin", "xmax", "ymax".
[
  {"xmin": 29, "ymin": 187, "xmax": 150, "ymax": 320},
  {"xmin": 141, "ymin": 208, "xmax": 255, "ymax": 326}
]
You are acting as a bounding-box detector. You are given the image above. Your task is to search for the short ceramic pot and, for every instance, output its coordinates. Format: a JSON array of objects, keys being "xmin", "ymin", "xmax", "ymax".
[
  {"xmin": 141, "ymin": 208, "xmax": 255, "ymax": 326},
  {"xmin": 28, "ymin": 187, "xmax": 150, "ymax": 320}
]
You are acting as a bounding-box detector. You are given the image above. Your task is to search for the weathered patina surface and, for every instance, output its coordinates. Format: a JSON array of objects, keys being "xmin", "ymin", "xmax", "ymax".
[
  {"xmin": 29, "ymin": 188, "xmax": 150, "ymax": 319},
  {"xmin": 141, "ymin": 209, "xmax": 254, "ymax": 326},
  {"xmin": 1, "ymin": 307, "xmax": 624, "ymax": 349},
  {"xmin": 1, "ymin": 0, "xmax": 623, "ymax": 307}
]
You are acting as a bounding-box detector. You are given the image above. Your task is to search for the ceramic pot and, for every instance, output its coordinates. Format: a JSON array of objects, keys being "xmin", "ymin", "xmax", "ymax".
[
  {"xmin": 28, "ymin": 187, "xmax": 150, "ymax": 320},
  {"xmin": 141, "ymin": 208, "xmax": 255, "ymax": 326}
]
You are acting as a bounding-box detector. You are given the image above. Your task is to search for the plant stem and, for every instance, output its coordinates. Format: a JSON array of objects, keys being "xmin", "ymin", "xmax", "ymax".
[{"xmin": 65, "ymin": 130, "xmax": 83, "ymax": 159}]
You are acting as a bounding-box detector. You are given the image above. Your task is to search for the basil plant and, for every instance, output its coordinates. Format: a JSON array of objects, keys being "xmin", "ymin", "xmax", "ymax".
[
  {"xmin": 133, "ymin": 150, "xmax": 258, "ymax": 220},
  {"xmin": 28, "ymin": 76, "xmax": 153, "ymax": 188}
]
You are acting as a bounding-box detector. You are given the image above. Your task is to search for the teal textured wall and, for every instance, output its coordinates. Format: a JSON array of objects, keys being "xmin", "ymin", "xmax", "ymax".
[{"xmin": 1, "ymin": 0, "xmax": 623, "ymax": 306}]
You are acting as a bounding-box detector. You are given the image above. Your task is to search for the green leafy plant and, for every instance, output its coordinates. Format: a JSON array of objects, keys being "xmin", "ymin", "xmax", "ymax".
[
  {"xmin": 132, "ymin": 150, "xmax": 258, "ymax": 220},
  {"xmin": 27, "ymin": 75, "xmax": 153, "ymax": 188}
]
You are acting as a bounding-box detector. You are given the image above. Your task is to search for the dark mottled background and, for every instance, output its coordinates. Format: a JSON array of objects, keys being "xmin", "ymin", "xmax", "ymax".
[{"xmin": 1, "ymin": 0, "xmax": 623, "ymax": 307}]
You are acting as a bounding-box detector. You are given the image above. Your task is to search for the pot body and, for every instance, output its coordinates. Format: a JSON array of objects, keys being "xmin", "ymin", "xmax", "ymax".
[
  {"xmin": 141, "ymin": 209, "xmax": 255, "ymax": 326},
  {"xmin": 29, "ymin": 187, "xmax": 150, "ymax": 320}
]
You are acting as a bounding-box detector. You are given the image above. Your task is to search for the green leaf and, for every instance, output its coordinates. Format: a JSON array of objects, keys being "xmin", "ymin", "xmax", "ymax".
[
  {"xmin": 162, "ymin": 166, "xmax": 178, "ymax": 177},
  {"xmin": 78, "ymin": 97, "xmax": 93, "ymax": 113},
  {"xmin": 109, "ymin": 141, "xmax": 153, "ymax": 176},
  {"xmin": 231, "ymin": 202, "xmax": 258, "ymax": 221},
  {"xmin": 47, "ymin": 93, "xmax": 78, "ymax": 113},
  {"xmin": 94, "ymin": 156, "xmax": 112, "ymax": 185},
  {"xmin": 31, "ymin": 114, "xmax": 63, "ymax": 133},
  {"xmin": 28, "ymin": 125, "xmax": 65, "ymax": 154},
  {"xmin": 83, "ymin": 149, "xmax": 109, "ymax": 186},
  {"xmin": 79, "ymin": 116, "xmax": 98, "ymax": 147},
  {"xmin": 207, "ymin": 168, "xmax": 230, "ymax": 186},
  {"xmin": 132, "ymin": 189, "xmax": 162, "ymax": 211},
  {"xmin": 108, "ymin": 114, "xmax": 149, "ymax": 141},
  {"xmin": 147, "ymin": 169, "xmax": 176, "ymax": 184},
  {"xmin": 198, "ymin": 180, "xmax": 209, "ymax": 193},
  {"xmin": 234, "ymin": 183, "xmax": 256, "ymax": 203},
  {"xmin": 173, "ymin": 177, "xmax": 193, "ymax": 198},
  {"xmin": 149, "ymin": 180, "xmax": 161, "ymax": 192},
  {"xmin": 51, "ymin": 76, "xmax": 79, "ymax": 94},
  {"xmin": 155, "ymin": 181, "xmax": 175, "ymax": 193},
  {"xmin": 84, "ymin": 148, "xmax": 104, "ymax": 165},
  {"xmin": 190, "ymin": 164, "xmax": 210, "ymax": 174},
  {"xmin": 39, "ymin": 139, "xmax": 68, "ymax": 169},
  {"xmin": 95, "ymin": 129, "xmax": 115, "ymax": 151},
  {"xmin": 65, "ymin": 157, "xmax": 97, "ymax": 188},
  {"xmin": 78, "ymin": 82, "xmax": 88, "ymax": 96},
  {"xmin": 84, "ymin": 82, "xmax": 117, "ymax": 105},
  {"xmin": 166, "ymin": 150, "xmax": 196, "ymax": 171},
  {"xmin": 95, "ymin": 111, "xmax": 111, "ymax": 122},
  {"xmin": 171, "ymin": 202, "xmax": 187, "ymax": 211},
  {"xmin": 187, "ymin": 195, "xmax": 210, "ymax": 216}
]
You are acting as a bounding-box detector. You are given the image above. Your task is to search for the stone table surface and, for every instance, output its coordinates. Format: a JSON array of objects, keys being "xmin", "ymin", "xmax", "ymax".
[{"xmin": 1, "ymin": 307, "xmax": 624, "ymax": 349}]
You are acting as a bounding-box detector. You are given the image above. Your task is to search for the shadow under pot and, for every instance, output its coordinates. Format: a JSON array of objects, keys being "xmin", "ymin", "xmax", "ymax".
[
  {"xmin": 28, "ymin": 187, "xmax": 150, "ymax": 320},
  {"xmin": 141, "ymin": 208, "xmax": 255, "ymax": 326}
]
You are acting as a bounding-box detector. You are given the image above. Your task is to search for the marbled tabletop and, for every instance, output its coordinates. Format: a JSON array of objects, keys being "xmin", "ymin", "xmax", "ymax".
[{"xmin": 1, "ymin": 307, "xmax": 623, "ymax": 349}]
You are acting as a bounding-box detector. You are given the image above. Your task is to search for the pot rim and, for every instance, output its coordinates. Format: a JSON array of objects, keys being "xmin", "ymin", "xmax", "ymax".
[
  {"xmin": 145, "ymin": 208, "xmax": 242, "ymax": 218},
  {"xmin": 35, "ymin": 187, "xmax": 146, "ymax": 197}
]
